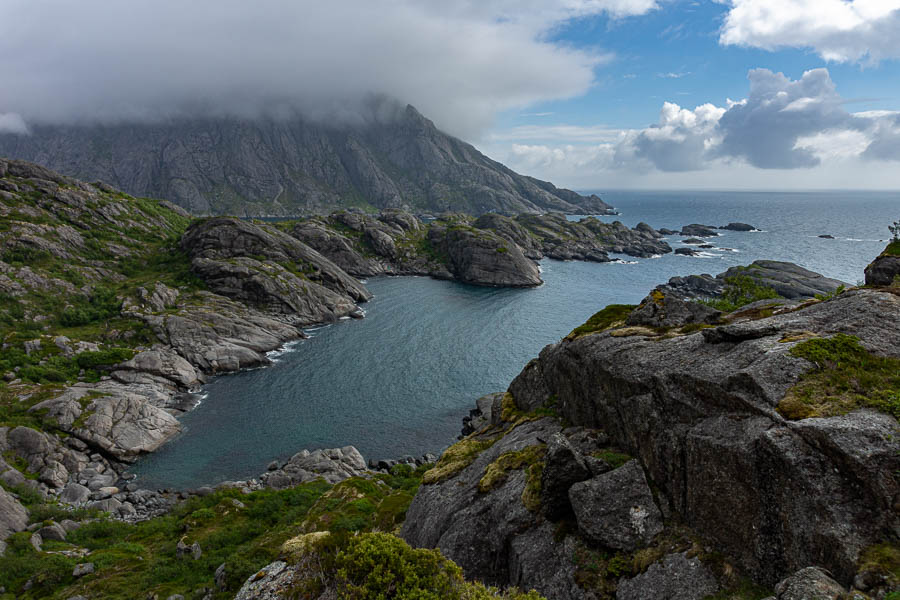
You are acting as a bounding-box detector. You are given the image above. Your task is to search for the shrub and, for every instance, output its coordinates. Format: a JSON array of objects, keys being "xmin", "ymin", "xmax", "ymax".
[
  {"xmin": 75, "ymin": 348, "xmax": 135, "ymax": 369},
  {"xmin": 59, "ymin": 285, "xmax": 121, "ymax": 327},
  {"xmin": 330, "ymin": 532, "xmax": 463, "ymax": 600},
  {"xmin": 701, "ymin": 275, "xmax": 780, "ymax": 313}
]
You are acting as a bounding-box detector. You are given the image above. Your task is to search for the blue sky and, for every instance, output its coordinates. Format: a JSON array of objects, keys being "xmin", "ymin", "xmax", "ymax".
[
  {"xmin": 2, "ymin": 0, "xmax": 900, "ymax": 189},
  {"xmin": 474, "ymin": 0, "xmax": 900, "ymax": 189}
]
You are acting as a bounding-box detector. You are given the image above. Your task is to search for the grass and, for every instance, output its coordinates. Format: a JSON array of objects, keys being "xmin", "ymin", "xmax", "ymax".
[
  {"xmin": 778, "ymin": 334, "xmax": 900, "ymax": 420},
  {"xmin": 883, "ymin": 240, "xmax": 900, "ymax": 257},
  {"xmin": 423, "ymin": 437, "xmax": 499, "ymax": 485},
  {"xmin": 858, "ymin": 543, "xmax": 900, "ymax": 587},
  {"xmin": 0, "ymin": 471, "xmax": 433, "ymax": 600},
  {"xmin": 478, "ymin": 444, "xmax": 546, "ymax": 495},
  {"xmin": 592, "ymin": 450, "xmax": 632, "ymax": 469},
  {"xmin": 700, "ymin": 275, "xmax": 780, "ymax": 313},
  {"xmin": 567, "ymin": 304, "xmax": 636, "ymax": 339}
]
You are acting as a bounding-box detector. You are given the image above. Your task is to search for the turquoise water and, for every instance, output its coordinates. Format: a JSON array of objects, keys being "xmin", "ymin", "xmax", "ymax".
[{"xmin": 130, "ymin": 191, "xmax": 899, "ymax": 489}]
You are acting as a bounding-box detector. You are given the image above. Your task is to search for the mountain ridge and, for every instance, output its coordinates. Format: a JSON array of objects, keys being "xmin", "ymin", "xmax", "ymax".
[{"xmin": 0, "ymin": 104, "xmax": 613, "ymax": 217}]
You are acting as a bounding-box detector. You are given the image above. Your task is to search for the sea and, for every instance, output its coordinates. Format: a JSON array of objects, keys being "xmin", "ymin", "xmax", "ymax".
[{"xmin": 129, "ymin": 190, "xmax": 899, "ymax": 489}]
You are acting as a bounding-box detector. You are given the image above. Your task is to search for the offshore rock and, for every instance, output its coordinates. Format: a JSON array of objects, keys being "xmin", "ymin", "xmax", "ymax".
[
  {"xmin": 658, "ymin": 260, "xmax": 846, "ymax": 300},
  {"xmin": 428, "ymin": 222, "xmax": 542, "ymax": 287}
]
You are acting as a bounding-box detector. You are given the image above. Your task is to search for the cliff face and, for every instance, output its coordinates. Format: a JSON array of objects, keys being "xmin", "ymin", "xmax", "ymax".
[
  {"xmin": 0, "ymin": 105, "xmax": 613, "ymax": 217},
  {"xmin": 402, "ymin": 263, "xmax": 900, "ymax": 600}
]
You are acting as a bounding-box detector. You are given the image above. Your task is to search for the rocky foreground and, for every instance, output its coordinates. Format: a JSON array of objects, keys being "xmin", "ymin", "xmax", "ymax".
[{"xmin": 398, "ymin": 254, "xmax": 900, "ymax": 599}]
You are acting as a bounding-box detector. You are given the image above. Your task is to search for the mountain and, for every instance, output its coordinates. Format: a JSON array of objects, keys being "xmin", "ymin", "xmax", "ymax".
[{"xmin": 0, "ymin": 105, "xmax": 613, "ymax": 217}]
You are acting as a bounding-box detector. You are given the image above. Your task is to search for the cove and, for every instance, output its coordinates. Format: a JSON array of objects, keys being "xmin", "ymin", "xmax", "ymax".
[{"xmin": 129, "ymin": 190, "xmax": 898, "ymax": 489}]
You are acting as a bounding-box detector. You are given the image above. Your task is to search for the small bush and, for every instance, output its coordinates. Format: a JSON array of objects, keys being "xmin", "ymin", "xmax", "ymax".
[
  {"xmin": 59, "ymin": 286, "xmax": 121, "ymax": 327},
  {"xmin": 701, "ymin": 275, "xmax": 780, "ymax": 313},
  {"xmin": 330, "ymin": 532, "xmax": 463, "ymax": 600}
]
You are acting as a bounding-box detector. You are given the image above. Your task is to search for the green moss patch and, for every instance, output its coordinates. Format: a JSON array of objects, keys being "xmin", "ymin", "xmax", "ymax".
[
  {"xmin": 478, "ymin": 444, "xmax": 546, "ymax": 494},
  {"xmin": 423, "ymin": 437, "xmax": 499, "ymax": 485},
  {"xmin": 778, "ymin": 334, "xmax": 900, "ymax": 420},
  {"xmin": 567, "ymin": 304, "xmax": 636, "ymax": 339},
  {"xmin": 592, "ymin": 450, "xmax": 632, "ymax": 469}
]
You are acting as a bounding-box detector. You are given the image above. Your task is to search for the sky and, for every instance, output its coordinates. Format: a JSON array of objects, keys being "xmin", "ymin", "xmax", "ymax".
[{"xmin": 1, "ymin": 0, "xmax": 899, "ymax": 189}]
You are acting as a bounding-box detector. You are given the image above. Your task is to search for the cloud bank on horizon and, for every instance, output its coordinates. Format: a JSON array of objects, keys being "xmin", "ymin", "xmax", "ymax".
[
  {"xmin": 500, "ymin": 68, "xmax": 900, "ymax": 188},
  {"xmin": 0, "ymin": 0, "xmax": 899, "ymax": 188}
]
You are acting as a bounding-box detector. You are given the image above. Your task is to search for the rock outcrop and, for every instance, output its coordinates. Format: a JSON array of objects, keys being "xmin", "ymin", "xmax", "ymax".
[
  {"xmin": 291, "ymin": 211, "xmax": 542, "ymax": 286},
  {"xmin": 864, "ymin": 241, "xmax": 900, "ymax": 287},
  {"xmin": 0, "ymin": 103, "xmax": 614, "ymax": 217},
  {"xmin": 403, "ymin": 272, "xmax": 899, "ymax": 598},
  {"xmin": 260, "ymin": 446, "xmax": 368, "ymax": 488},
  {"xmin": 658, "ymin": 260, "xmax": 846, "ymax": 300},
  {"xmin": 181, "ymin": 217, "xmax": 370, "ymax": 320}
]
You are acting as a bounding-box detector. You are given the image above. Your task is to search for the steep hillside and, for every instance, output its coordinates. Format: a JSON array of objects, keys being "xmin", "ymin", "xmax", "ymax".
[{"xmin": 0, "ymin": 105, "xmax": 613, "ymax": 217}]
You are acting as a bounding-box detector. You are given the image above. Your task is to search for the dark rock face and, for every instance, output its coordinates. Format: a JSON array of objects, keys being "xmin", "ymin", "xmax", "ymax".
[
  {"xmin": 540, "ymin": 433, "xmax": 591, "ymax": 520},
  {"xmin": 402, "ymin": 419, "xmax": 574, "ymax": 593},
  {"xmin": 429, "ymin": 223, "xmax": 542, "ymax": 287},
  {"xmin": 720, "ymin": 222, "xmax": 757, "ymax": 232},
  {"xmin": 0, "ymin": 105, "xmax": 613, "ymax": 217},
  {"xmin": 674, "ymin": 247, "xmax": 699, "ymax": 256},
  {"xmin": 508, "ymin": 288, "xmax": 900, "ymax": 586},
  {"xmin": 659, "ymin": 260, "xmax": 846, "ymax": 300},
  {"xmin": 568, "ymin": 460, "xmax": 663, "ymax": 552},
  {"xmin": 680, "ymin": 224, "xmax": 719, "ymax": 237},
  {"xmin": 625, "ymin": 293, "xmax": 722, "ymax": 329},
  {"xmin": 864, "ymin": 242, "xmax": 900, "ymax": 286},
  {"xmin": 616, "ymin": 552, "xmax": 719, "ymax": 600},
  {"xmin": 181, "ymin": 217, "xmax": 370, "ymax": 322}
]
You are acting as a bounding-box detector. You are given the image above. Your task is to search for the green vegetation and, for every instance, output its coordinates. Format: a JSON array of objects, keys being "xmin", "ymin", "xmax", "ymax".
[
  {"xmin": 499, "ymin": 392, "xmax": 561, "ymax": 424},
  {"xmin": 700, "ymin": 275, "xmax": 780, "ymax": 313},
  {"xmin": 778, "ymin": 334, "xmax": 900, "ymax": 419},
  {"xmin": 814, "ymin": 284, "xmax": 846, "ymax": 301},
  {"xmin": 423, "ymin": 437, "xmax": 499, "ymax": 485},
  {"xmin": 0, "ymin": 461, "xmax": 546, "ymax": 600},
  {"xmin": 479, "ymin": 445, "xmax": 544, "ymax": 493},
  {"xmin": 592, "ymin": 449, "xmax": 631, "ymax": 469},
  {"xmin": 858, "ymin": 543, "xmax": 900, "ymax": 588},
  {"xmin": 289, "ymin": 532, "xmax": 544, "ymax": 600},
  {"xmin": 884, "ymin": 239, "xmax": 900, "ymax": 257},
  {"xmin": 567, "ymin": 304, "xmax": 636, "ymax": 339},
  {"xmin": 0, "ymin": 465, "xmax": 430, "ymax": 600}
]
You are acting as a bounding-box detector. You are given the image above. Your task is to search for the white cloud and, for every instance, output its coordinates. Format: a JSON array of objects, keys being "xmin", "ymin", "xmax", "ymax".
[
  {"xmin": 0, "ymin": 0, "xmax": 656, "ymax": 139},
  {"xmin": 720, "ymin": 0, "xmax": 900, "ymax": 62},
  {"xmin": 480, "ymin": 67, "xmax": 900, "ymax": 188},
  {"xmin": 0, "ymin": 113, "xmax": 28, "ymax": 135}
]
